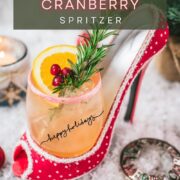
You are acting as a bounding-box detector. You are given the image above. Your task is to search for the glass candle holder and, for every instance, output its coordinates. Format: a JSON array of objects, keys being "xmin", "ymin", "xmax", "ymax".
[
  {"xmin": 27, "ymin": 72, "xmax": 105, "ymax": 158},
  {"xmin": 0, "ymin": 36, "xmax": 29, "ymax": 106}
]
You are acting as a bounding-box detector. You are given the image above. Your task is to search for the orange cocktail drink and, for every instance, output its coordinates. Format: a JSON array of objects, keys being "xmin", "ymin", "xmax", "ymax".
[{"xmin": 26, "ymin": 45, "xmax": 104, "ymax": 158}]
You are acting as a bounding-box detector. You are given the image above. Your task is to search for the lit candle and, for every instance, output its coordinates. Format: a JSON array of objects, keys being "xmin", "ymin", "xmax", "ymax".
[
  {"xmin": 0, "ymin": 36, "xmax": 18, "ymax": 66},
  {"xmin": 0, "ymin": 35, "xmax": 29, "ymax": 106},
  {"xmin": 0, "ymin": 51, "xmax": 16, "ymax": 66}
]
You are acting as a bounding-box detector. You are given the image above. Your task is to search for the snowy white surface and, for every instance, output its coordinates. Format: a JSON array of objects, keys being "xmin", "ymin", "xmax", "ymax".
[{"xmin": 0, "ymin": 1, "xmax": 180, "ymax": 180}]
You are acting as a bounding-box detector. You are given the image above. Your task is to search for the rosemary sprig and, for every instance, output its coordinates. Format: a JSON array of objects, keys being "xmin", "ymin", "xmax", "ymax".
[{"xmin": 53, "ymin": 28, "xmax": 117, "ymax": 95}]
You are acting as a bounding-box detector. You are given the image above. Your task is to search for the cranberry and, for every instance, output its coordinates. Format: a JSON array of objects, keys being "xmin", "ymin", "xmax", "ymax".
[
  {"xmin": 0, "ymin": 147, "xmax": 5, "ymax": 169},
  {"xmin": 62, "ymin": 67, "xmax": 72, "ymax": 77},
  {"xmin": 52, "ymin": 75, "xmax": 64, "ymax": 87},
  {"xmin": 77, "ymin": 32, "xmax": 90, "ymax": 46},
  {"xmin": 50, "ymin": 64, "xmax": 61, "ymax": 76}
]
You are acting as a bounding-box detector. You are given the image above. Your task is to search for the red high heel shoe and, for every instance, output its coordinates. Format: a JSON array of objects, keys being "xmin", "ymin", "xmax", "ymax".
[{"xmin": 12, "ymin": 6, "xmax": 169, "ymax": 180}]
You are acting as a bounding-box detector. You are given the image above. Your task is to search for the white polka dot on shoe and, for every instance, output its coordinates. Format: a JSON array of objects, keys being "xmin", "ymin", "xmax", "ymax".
[
  {"xmin": 38, "ymin": 170, "xmax": 42, "ymax": 173},
  {"xmin": 54, "ymin": 163, "xmax": 57, "ymax": 166},
  {"xmin": 48, "ymin": 175, "xmax": 52, "ymax": 178}
]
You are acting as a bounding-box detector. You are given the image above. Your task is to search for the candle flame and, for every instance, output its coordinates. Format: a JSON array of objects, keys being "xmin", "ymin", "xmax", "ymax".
[{"xmin": 0, "ymin": 51, "xmax": 5, "ymax": 59}]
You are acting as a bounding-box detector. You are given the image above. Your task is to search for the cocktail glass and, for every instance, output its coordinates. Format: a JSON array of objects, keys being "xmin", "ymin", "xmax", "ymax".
[{"xmin": 26, "ymin": 72, "xmax": 104, "ymax": 158}]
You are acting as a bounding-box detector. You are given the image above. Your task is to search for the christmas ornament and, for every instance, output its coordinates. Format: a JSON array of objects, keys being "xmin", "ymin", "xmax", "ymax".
[
  {"xmin": 0, "ymin": 83, "xmax": 26, "ymax": 106},
  {"xmin": 0, "ymin": 147, "xmax": 5, "ymax": 169},
  {"xmin": 120, "ymin": 138, "xmax": 180, "ymax": 180}
]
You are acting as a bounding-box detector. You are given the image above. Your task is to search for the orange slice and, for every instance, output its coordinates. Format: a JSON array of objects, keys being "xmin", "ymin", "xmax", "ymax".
[{"xmin": 32, "ymin": 45, "xmax": 77, "ymax": 95}]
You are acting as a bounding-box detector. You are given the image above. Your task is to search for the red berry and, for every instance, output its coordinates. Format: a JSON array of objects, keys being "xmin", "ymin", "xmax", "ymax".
[
  {"xmin": 50, "ymin": 64, "xmax": 61, "ymax": 76},
  {"xmin": 0, "ymin": 147, "xmax": 5, "ymax": 169},
  {"xmin": 52, "ymin": 75, "xmax": 64, "ymax": 87},
  {"xmin": 77, "ymin": 32, "xmax": 90, "ymax": 46},
  {"xmin": 62, "ymin": 67, "xmax": 72, "ymax": 77}
]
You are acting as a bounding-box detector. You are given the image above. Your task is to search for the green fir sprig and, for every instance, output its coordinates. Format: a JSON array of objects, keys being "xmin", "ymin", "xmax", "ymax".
[
  {"xmin": 167, "ymin": 0, "xmax": 180, "ymax": 36},
  {"xmin": 53, "ymin": 29, "xmax": 117, "ymax": 95}
]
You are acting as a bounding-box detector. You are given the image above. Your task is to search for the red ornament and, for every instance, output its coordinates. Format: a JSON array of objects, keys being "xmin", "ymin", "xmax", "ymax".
[
  {"xmin": 77, "ymin": 32, "xmax": 90, "ymax": 46},
  {"xmin": 0, "ymin": 147, "xmax": 5, "ymax": 169},
  {"xmin": 50, "ymin": 64, "xmax": 61, "ymax": 76},
  {"xmin": 62, "ymin": 67, "xmax": 72, "ymax": 77},
  {"xmin": 52, "ymin": 75, "xmax": 64, "ymax": 87}
]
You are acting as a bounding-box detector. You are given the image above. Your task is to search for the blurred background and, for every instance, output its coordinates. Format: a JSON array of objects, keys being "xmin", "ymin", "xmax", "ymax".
[{"xmin": 0, "ymin": 0, "xmax": 180, "ymax": 179}]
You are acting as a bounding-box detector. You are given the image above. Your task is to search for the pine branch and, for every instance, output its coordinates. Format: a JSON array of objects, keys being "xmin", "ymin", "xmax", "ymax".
[
  {"xmin": 53, "ymin": 27, "xmax": 117, "ymax": 95},
  {"xmin": 167, "ymin": 1, "xmax": 180, "ymax": 36}
]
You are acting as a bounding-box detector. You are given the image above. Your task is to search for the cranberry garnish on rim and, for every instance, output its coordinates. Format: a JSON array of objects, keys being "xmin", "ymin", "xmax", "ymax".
[
  {"xmin": 62, "ymin": 67, "xmax": 72, "ymax": 77},
  {"xmin": 52, "ymin": 75, "xmax": 64, "ymax": 87},
  {"xmin": 50, "ymin": 64, "xmax": 61, "ymax": 76},
  {"xmin": 77, "ymin": 32, "xmax": 90, "ymax": 46}
]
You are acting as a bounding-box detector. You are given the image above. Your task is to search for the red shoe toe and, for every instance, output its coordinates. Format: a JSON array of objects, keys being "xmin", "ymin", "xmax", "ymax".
[{"xmin": 13, "ymin": 145, "xmax": 28, "ymax": 177}]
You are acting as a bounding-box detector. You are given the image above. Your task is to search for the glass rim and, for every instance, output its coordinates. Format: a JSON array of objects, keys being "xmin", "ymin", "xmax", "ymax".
[{"xmin": 28, "ymin": 72, "xmax": 102, "ymax": 104}]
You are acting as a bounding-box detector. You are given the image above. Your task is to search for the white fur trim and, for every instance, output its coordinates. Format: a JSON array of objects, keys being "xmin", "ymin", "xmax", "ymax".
[{"xmin": 26, "ymin": 30, "xmax": 155, "ymax": 164}]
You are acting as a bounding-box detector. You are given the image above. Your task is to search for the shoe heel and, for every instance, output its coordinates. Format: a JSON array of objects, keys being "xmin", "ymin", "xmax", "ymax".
[{"xmin": 124, "ymin": 65, "xmax": 148, "ymax": 123}]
